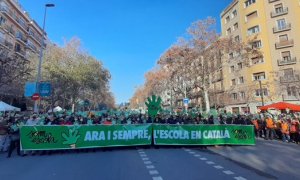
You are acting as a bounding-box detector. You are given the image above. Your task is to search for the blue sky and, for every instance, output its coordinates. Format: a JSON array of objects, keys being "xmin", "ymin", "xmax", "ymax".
[{"xmin": 20, "ymin": 0, "xmax": 232, "ymax": 104}]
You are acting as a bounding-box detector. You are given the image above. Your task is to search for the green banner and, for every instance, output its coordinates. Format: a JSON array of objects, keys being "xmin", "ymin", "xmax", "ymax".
[
  {"xmin": 20, "ymin": 125, "xmax": 152, "ymax": 150},
  {"xmin": 153, "ymin": 125, "xmax": 255, "ymax": 145}
]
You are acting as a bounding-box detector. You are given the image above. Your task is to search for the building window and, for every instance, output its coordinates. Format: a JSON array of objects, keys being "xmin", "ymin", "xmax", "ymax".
[
  {"xmin": 232, "ymin": 93, "xmax": 238, "ymax": 100},
  {"xmin": 277, "ymin": 19, "xmax": 287, "ymax": 30},
  {"xmin": 245, "ymin": 0, "xmax": 256, "ymax": 7},
  {"xmin": 255, "ymin": 89, "xmax": 268, "ymax": 97},
  {"xmin": 283, "ymin": 68, "xmax": 294, "ymax": 77},
  {"xmin": 232, "ymin": 79, "xmax": 236, "ymax": 86},
  {"xmin": 233, "ymin": 23, "xmax": 239, "ymax": 30},
  {"xmin": 0, "ymin": 16, "xmax": 6, "ymax": 25},
  {"xmin": 232, "ymin": 10, "xmax": 238, "ymax": 18},
  {"xmin": 279, "ymin": 34, "xmax": 288, "ymax": 42},
  {"xmin": 282, "ymin": 51, "xmax": 291, "ymax": 61},
  {"xmin": 287, "ymin": 86, "xmax": 297, "ymax": 97},
  {"xmin": 227, "ymin": 28, "xmax": 232, "ymax": 35},
  {"xmin": 238, "ymin": 62, "xmax": 243, "ymax": 70},
  {"xmin": 240, "ymin": 92, "xmax": 246, "ymax": 99},
  {"xmin": 275, "ymin": 3, "xmax": 284, "ymax": 14},
  {"xmin": 247, "ymin": 25, "xmax": 260, "ymax": 35},
  {"xmin": 235, "ymin": 35, "xmax": 240, "ymax": 42},
  {"xmin": 253, "ymin": 72, "xmax": 266, "ymax": 81},
  {"xmin": 230, "ymin": 66, "xmax": 235, "ymax": 72},
  {"xmin": 252, "ymin": 40, "xmax": 262, "ymax": 49},
  {"xmin": 239, "ymin": 77, "xmax": 244, "ymax": 84},
  {"xmin": 226, "ymin": 16, "xmax": 230, "ymax": 23},
  {"xmin": 251, "ymin": 57, "xmax": 264, "ymax": 64},
  {"xmin": 246, "ymin": 11, "xmax": 258, "ymax": 22},
  {"xmin": 229, "ymin": 53, "xmax": 234, "ymax": 59}
]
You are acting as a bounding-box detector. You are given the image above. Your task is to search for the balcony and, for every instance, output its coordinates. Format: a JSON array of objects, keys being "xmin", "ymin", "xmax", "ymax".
[
  {"xmin": 15, "ymin": 48, "xmax": 26, "ymax": 58},
  {"xmin": 275, "ymin": 39, "xmax": 294, "ymax": 49},
  {"xmin": 280, "ymin": 75, "xmax": 300, "ymax": 83},
  {"xmin": 212, "ymin": 73, "xmax": 223, "ymax": 83},
  {"xmin": 278, "ymin": 57, "xmax": 297, "ymax": 66},
  {"xmin": 273, "ymin": 23, "xmax": 291, "ymax": 33},
  {"xmin": 271, "ymin": 7, "xmax": 288, "ymax": 18},
  {"xmin": 16, "ymin": 34, "xmax": 27, "ymax": 45},
  {"xmin": 269, "ymin": 0, "xmax": 280, "ymax": 2},
  {"xmin": 26, "ymin": 43, "xmax": 37, "ymax": 52}
]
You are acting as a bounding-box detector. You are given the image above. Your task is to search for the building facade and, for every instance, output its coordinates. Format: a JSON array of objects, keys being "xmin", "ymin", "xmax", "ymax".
[
  {"xmin": 220, "ymin": 0, "xmax": 300, "ymax": 113},
  {"xmin": 0, "ymin": 0, "xmax": 45, "ymax": 102}
]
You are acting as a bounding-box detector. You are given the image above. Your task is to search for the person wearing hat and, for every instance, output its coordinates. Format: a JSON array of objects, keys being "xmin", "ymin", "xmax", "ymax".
[{"xmin": 265, "ymin": 115, "xmax": 275, "ymax": 140}]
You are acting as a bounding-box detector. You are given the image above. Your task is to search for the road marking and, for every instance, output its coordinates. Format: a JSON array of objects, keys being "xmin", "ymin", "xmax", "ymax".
[
  {"xmin": 200, "ymin": 158, "xmax": 207, "ymax": 160},
  {"xmin": 139, "ymin": 151, "xmax": 146, "ymax": 154},
  {"xmin": 137, "ymin": 149, "xmax": 144, "ymax": 152},
  {"xmin": 146, "ymin": 165, "xmax": 155, "ymax": 169},
  {"xmin": 194, "ymin": 154, "xmax": 201, "ymax": 157},
  {"xmin": 206, "ymin": 161, "xmax": 215, "ymax": 165},
  {"xmin": 223, "ymin": 170, "xmax": 234, "ymax": 175},
  {"xmin": 144, "ymin": 161, "xmax": 152, "ymax": 165},
  {"xmin": 213, "ymin": 165, "xmax": 224, "ymax": 169},
  {"xmin": 142, "ymin": 158, "xmax": 149, "ymax": 161},
  {"xmin": 152, "ymin": 176, "xmax": 163, "ymax": 180},
  {"xmin": 189, "ymin": 151, "xmax": 196, "ymax": 154},
  {"xmin": 149, "ymin": 170, "xmax": 159, "ymax": 175},
  {"xmin": 184, "ymin": 149, "xmax": 191, "ymax": 152},
  {"xmin": 234, "ymin": 177, "xmax": 247, "ymax": 180},
  {"xmin": 140, "ymin": 154, "xmax": 147, "ymax": 157}
]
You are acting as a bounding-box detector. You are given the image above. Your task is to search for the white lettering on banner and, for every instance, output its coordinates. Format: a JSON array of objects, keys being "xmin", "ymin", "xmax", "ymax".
[
  {"xmin": 203, "ymin": 130, "xmax": 230, "ymax": 139},
  {"xmin": 84, "ymin": 131, "xmax": 106, "ymax": 141},
  {"xmin": 112, "ymin": 130, "xmax": 149, "ymax": 140},
  {"xmin": 157, "ymin": 130, "xmax": 189, "ymax": 139},
  {"xmin": 191, "ymin": 131, "xmax": 201, "ymax": 139}
]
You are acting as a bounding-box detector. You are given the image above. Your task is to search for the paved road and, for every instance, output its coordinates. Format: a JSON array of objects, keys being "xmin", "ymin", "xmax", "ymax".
[{"xmin": 0, "ymin": 140, "xmax": 299, "ymax": 180}]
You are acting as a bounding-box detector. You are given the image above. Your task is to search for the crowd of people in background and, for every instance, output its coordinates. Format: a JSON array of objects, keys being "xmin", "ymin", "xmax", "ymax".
[{"xmin": 0, "ymin": 110, "xmax": 299, "ymax": 158}]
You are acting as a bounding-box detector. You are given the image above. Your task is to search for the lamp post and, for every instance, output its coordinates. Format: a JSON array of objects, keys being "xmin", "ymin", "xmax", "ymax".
[{"xmin": 34, "ymin": 3, "xmax": 55, "ymax": 113}]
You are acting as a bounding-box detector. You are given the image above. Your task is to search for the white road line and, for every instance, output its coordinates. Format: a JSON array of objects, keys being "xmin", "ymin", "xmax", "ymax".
[
  {"xmin": 206, "ymin": 161, "xmax": 215, "ymax": 165},
  {"xmin": 223, "ymin": 170, "xmax": 235, "ymax": 175},
  {"xmin": 153, "ymin": 176, "xmax": 163, "ymax": 180},
  {"xmin": 234, "ymin": 177, "xmax": 247, "ymax": 180},
  {"xmin": 138, "ymin": 151, "xmax": 146, "ymax": 154},
  {"xmin": 185, "ymin": 149, "xmax": 191, "ymax": 152},
  {"xmin": 137, "ymin": 149, "xmax": 144, "ymax": 151},
  {"xmin": 149, "ymin": 170, "xmax": 159, "ymax": 175},
  {"xmin": 142, "ymin": 158, "xmax": 149, "ymax": 161},
  {"xmin": 146, "ymin": 165, "xmax": 155, "ymax": 169},
  {"xmin": 189, "ymin": 151, "xmax": 196, "ymax": 154},
  {"xmin": 140, "ymin": 154, "xmax": 147, "ymax": 157},
  {"xmin": 144, "ymin": 161, "xmax": 152, "ymax": 165},
  {"xmin": 213, "ymin": 165, "xmax": 224, "ymax": 169},
  {"xmin": 200, "ymin": 158, "xmax": 207, "ymax": 160},
  {"xmin": 194, "ymin": 154, "xmax": 201, "ymax": 157}
]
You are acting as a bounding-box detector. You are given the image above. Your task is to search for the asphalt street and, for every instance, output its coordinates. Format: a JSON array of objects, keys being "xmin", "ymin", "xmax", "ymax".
[{"xmin": 0, "ymin": 140, "xmax": 299, "ymax": 180}]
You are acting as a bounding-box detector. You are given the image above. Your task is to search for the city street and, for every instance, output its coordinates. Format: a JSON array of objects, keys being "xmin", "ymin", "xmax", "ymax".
[{"xmin": 1, "ymin": 139, "xmax": 299, "ymax": 180}]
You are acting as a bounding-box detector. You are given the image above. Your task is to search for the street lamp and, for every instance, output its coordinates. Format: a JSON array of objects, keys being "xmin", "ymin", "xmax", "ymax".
[{"xmin": 34, "ymin": 3, "xmax": 55, "ymax": 113}]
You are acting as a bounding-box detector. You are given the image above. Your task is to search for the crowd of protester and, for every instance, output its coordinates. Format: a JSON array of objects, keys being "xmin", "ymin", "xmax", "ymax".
[{"xmin": 0, "ymin": 110, "xmax": 299, "ymax": 158}]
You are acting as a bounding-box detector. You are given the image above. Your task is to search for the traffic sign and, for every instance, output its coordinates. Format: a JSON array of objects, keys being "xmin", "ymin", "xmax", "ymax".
[
  {"xmin": 183, "ymin": 98, "xmax": 189, "ymax": 105},
  {"xmin": 32, "ymin": 93, "xmax": 40, "ymax": 101},
  {"xmin": 39, "ymin": 82, "xmax": 51, "ymax": 97}
]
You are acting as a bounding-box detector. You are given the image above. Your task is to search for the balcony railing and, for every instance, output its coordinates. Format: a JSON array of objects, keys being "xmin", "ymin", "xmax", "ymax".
[
  {"xmin": 273, "ymin": 23, "xmax": 291, "ymax": 33},
  {"xmin": 269, "ymin": 0, "xmax": 280, "ymax": 3},
  {"xmin": 26, "ymin": 43, "xmax": 37, "ymax": 52},
  {"xmin": 271, "ymin": 7, "xmax": 288, "ymax": 18},
  {"xmin": 275, "ymin": 39, "xmax": 294, "ymax": 49},
  {"xmin": 15, "ymin": 48, "xmax": 26, "ymax": 57},
  {"xmin": 16, "ymin": 34, "xmax": 27, "ymax": 43},
  {"xmin": 4, "ymin": 40, "xmax": 14, "ymax": 49},
  {"xmin": 280, "ymin": 75, "xmax": 300, "ymax": 83},
  {"xmin": 278, "ymin": 57, "xmax": 297, "ymax": 66}
]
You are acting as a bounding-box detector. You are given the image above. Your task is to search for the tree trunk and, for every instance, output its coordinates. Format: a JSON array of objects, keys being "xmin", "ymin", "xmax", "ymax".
[{"xmin": 204, "ymin": 89, "xmax": 210, "ymax": 113}]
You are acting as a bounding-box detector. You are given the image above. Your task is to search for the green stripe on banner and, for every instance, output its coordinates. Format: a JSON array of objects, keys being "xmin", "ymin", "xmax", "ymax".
[
  {"xmin": 153, "ymin": 125, "xmax": 255, "ymax": 145},
  {"xmin": 20, "ymin": 125, "xmax": 152, "ymax": 150}
]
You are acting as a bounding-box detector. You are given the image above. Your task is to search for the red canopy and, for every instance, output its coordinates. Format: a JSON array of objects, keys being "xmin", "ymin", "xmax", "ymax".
[{"xmin": 259, "ymin": 102, "xmax": 300, "ymax": 111}]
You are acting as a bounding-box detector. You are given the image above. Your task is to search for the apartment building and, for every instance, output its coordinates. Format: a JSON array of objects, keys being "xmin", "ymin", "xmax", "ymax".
[
  {"xmin": 220, "ymin": 0, "xmax": 300, "ymax": 113},
  {"xmin": 0, "ymin": 0, "xmax": 45, "ymax": 101},
  {"xmin": 0, "ymin": 0, "xmax": 44, "ymax": 59}
]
